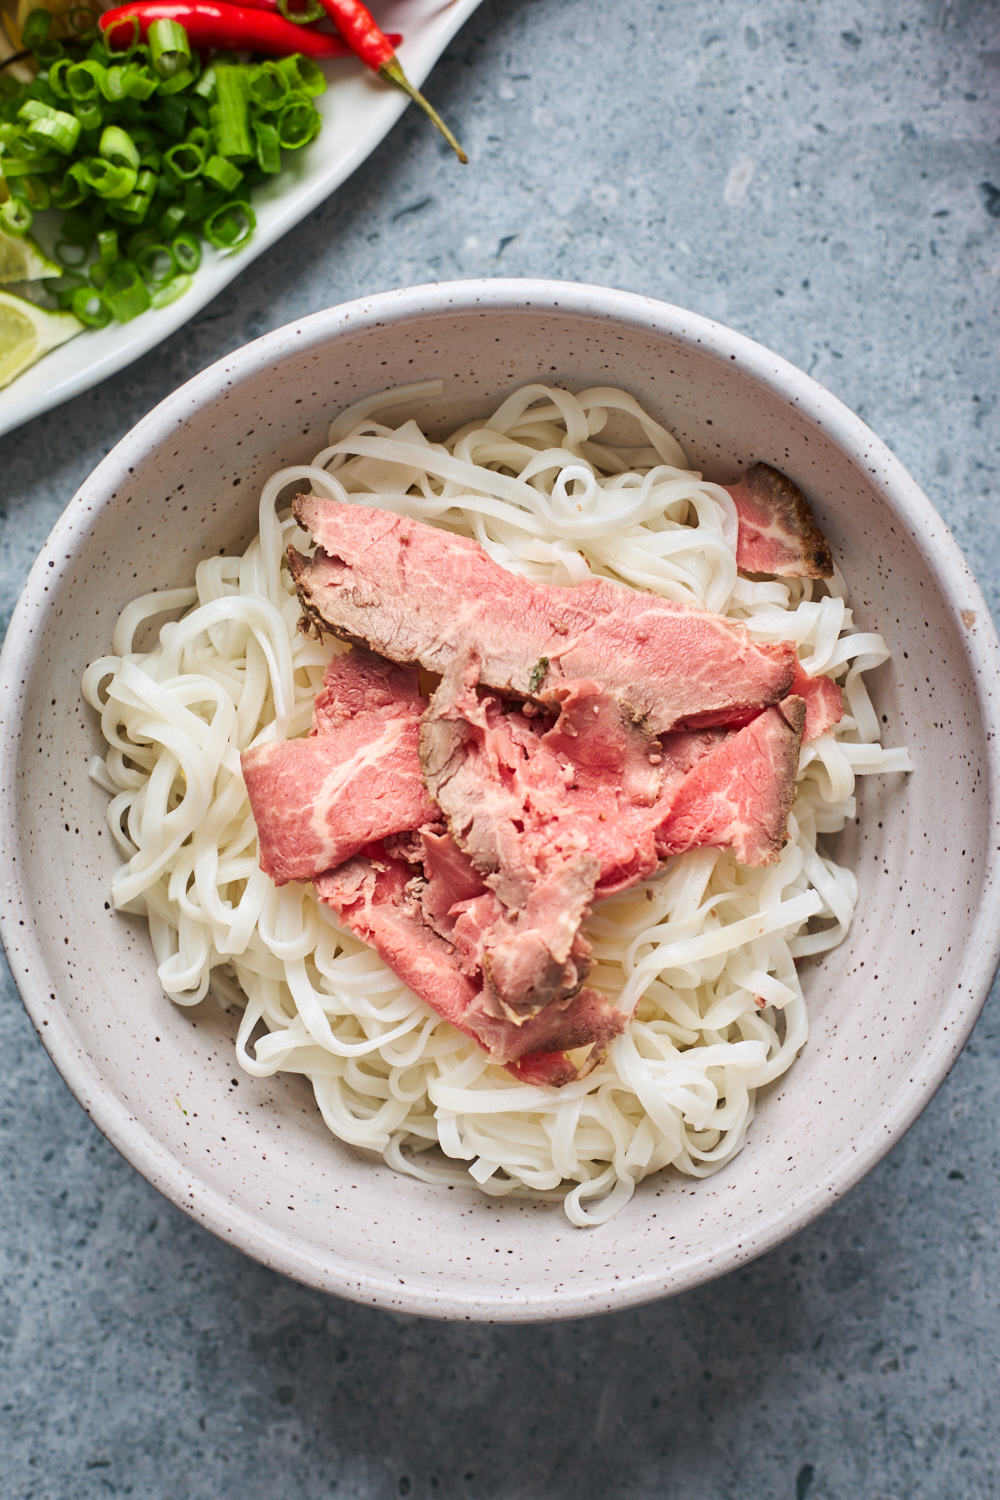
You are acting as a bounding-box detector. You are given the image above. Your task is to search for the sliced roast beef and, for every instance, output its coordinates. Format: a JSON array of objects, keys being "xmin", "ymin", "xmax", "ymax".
[
  {"xmin": 311, "ymin": 647, "xmax": 426, "ymax": 735},
  {"xmin": 242, "ymin": 649, "xmax": 436, "ymax": 885},
  {"xmin": 419, "ymin": 652, "xmax": 809, "ymax": 1012},
  {"xmin": 288, "ymin": 497, "xmax": 797, "ymax": 733},
  {"xmin": 241, "ymin": 501, "xmax": 830, "ymax": 1090},
  {"xmin": 420, "ymin": 657, "xmax": 671, "ymax": 1020},
  {"xmin": 314, "ymin": 846, "xmax": 626, "ymax": 1085},
  {"xmin": 242, "ymin": 717, "xmax": 436, "ymax": 885},
  {"xmin": 726, "ymin": 463, "xmax": 834, "ymax": 579},
  {"xmin": 656, "ymin": 695, "xmax": 806, "ymax": 866},
  {"xmin": 791, "ymin": 661, "xmax": 844, "ymax": 740}
]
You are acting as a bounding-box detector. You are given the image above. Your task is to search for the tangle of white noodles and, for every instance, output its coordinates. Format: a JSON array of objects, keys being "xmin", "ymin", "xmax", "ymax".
[{"xmin": 82, "ymin": 382, "xmax": 912, "ymax": 1227}]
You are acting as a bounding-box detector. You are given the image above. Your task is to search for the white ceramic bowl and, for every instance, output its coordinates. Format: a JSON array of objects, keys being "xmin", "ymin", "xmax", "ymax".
[{"xmin": 2, "ymin": 280, "xmax": 998, "ymax": 1322}]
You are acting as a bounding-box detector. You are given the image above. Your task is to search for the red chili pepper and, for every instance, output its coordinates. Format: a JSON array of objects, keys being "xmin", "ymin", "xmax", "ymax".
[
  {"xmin": 236, "ymin": 0, "xmax": 401, "ymax": 42},
  {"xmin": 316, "ymin": 0, "xmax": 466, "ymax": 161},
  {"xmin": 100, "ymin": 0, "xmax": 351, "ymax": 59}
]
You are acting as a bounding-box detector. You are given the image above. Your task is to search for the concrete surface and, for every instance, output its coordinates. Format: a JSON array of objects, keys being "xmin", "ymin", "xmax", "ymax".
[{"xmin": 2, "ymin": 0, "xmax": 999, "ymax": 1495}]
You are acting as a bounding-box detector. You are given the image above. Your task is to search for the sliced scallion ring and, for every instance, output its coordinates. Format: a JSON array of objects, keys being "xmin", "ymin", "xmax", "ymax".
[
  {"xmin": 71, "ymin": 285, "xmax": 112, "ymax": 327},
  {"xmin": 148, "ymin": 18, "xmax": 191, "ymax": 78},
  {"xmin": 203, "ymin": 199, "xmax": 255, "ymax": 251}
]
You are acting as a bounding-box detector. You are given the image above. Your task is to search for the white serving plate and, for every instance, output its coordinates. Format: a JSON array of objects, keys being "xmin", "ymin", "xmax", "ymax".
[{"xmin": 0, "ymin": 0, "xmax": 482, "ymax": 439}]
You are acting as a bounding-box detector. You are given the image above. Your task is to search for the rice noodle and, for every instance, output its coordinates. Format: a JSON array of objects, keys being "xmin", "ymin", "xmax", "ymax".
[{"xmin": 81, "ymin": 384, "xmax": 911, "ymax": 1226}]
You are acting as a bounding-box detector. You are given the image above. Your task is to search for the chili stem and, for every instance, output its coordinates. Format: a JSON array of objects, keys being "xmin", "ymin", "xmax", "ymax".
[
  {"xmin": 379, "ymin": 56, "xmax": 466, "ymax": 163},
  {"xmin": 316, "ymin": 0, "xmax": 466, "ymax": 162}
]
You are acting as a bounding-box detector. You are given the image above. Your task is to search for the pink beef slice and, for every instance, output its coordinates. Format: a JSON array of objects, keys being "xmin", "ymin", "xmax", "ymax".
[
  {"xmin": 311, "ymin": 646, "xmax": 426, "ymax": 735},
  {"xmin": 726, "ymin": 463, "xmax": 834, "ymax": 579},
  {"xmin": 288, "ymin": 496, "xmax": 797, "ymax": 733},
  {"xmin": 791, "ymin": 661, "xmax": 843, "ymax": 740},
  {"xmin": 419, "ymin": 657, "xmax": 675, "ymax": 1021},
  {"xmin": 241, "ymin": 649, "xmax": 436, "ymax": 885},
  {"xmin": 656, "ymin": 695, "xmax": 806, "ymax": 866},
  {"xmin": 313, "ymin": 846, "xmax": 626, "ymax": 1086}
]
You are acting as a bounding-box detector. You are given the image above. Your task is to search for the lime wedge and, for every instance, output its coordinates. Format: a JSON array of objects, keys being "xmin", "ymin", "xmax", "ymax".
[
  {"xmin": 0, "ymin": 230, "xmax": 63, "ymax": 284},
  {"xmin": 0, "ymin": 290, "xmax": 83, "ymax": 390}
]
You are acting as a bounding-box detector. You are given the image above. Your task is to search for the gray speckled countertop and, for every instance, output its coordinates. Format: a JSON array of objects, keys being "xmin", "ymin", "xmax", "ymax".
[{"xmin": 2, "ymin": 2, "xmax": 999, "ymax": 1496}]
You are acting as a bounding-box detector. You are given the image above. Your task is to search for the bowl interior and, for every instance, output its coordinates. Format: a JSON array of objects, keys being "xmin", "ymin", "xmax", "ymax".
[{"xmin": 3, "ymin": 287, "xmax": 997, "ymax": 1320}]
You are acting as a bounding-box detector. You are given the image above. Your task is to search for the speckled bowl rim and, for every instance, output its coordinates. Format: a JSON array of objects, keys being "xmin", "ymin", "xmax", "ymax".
[{"xmin": 2, "ymin": 279, "xmax": 999, "ymax": 1322}]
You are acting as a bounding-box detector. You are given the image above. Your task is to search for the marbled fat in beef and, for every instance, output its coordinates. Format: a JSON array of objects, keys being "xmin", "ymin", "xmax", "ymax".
[
  {"xmin": 241, "ymin": 652, "xmax": 436, "ymax": 885},
  {"xmin": 656, "ymin": 696, "xmax": 806, "ymax": 867}
]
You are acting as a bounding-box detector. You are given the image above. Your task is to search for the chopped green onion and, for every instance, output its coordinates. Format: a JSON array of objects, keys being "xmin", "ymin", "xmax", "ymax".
[
  {"xmin": 0, "ymin": 197, "xmax": 33, "ymax": 236},
  {"xmin": 68, "ymin": 6, "xmax": 99, "ymax": 39},
  {"xmin": 247, "ymin": 63, "xmax": 289, "ymax": 112},
  {"xmin": 25, "ymin": 175, "xmax": 51, "ymax": 211},
  {"xmin": 19, "ymin": 100, "xmax": 83, "ymax": 156},
  {"xmin": 156, "ymin": 172, "xmax": 182, "ymax": 201},
  {"xmin": 275, "ymin": 100, "xmax": 319, "ymax": 151},
  {"xmin": 82, "ymin": 155, "xmax": 137, "ymax": 199},
  {"xmin": 164, "ymin": 138, "xmax": 204, "ymax": 180},
  {"xmin": 24, "ymin": 76, "xmax": 60, "ymax": 108},
  {"xmin": 65, "ymin": 59, "xmax": 104, "ymax": 102},
  {"xmin": 52, "ymin": 163, "xmax": 90, "ymax": 208},
  {"xmin": 9, "ymin": 173, "xmax": 52, "ymax": 211},
  {"xmin": 103, "ymin": 15, "xmax": 139, "ymax": 59},
  {"xmin": 275, "ymin": 54, "xmax": 326, "ymax": 99},
  {"xmin": 33, "ymin": 39, "xmax": 67, "ymax": 67},
  {"xmin": 148, "ymin": 18, "xmax": 191, "ymax": 79},
  {"xmin": 98, "ymin": 123, "xmax": 139, "ymax": 172},
  {"xmin": 99, "ymin": 66, "xmax": 127, "ymax": 103},
  {"xmin": 275, "ymin": 0, "xmax": 325, "ymax": 21},
  {"xmin": 203, "ymin": 198, "xmax": 254, "ymax": 250},
  {"xmin": 158, "ymin": 203, "xmax": 186, "ymax": 236},
  {"xmin": 126, "ymin": 227, "xmax": 157, "ymax": 256},
  {"xmin": 158, "ymin": 64, "xmax": 199, "ymax": 98},
  {"xmin": 22, "ymin": 9, "xmax": 53, "ymax": 49},
  {"xmin": 72, "ymin": 285, "xmax": 112, "ymax": 327},
  {"xmin": 48, "ymin": 59, "xmax": 74, "ymax": 100},
  {"xmin": 153, "ymin": 94, "xmax": 188, "ymax": 139},
  {"xmin": 1, "ymin": 152, "xmax": 61, "ymax": 177},
  {"xmin": 129, "ymin": 126, "xmax": 162, "ymax": 169},
  {"xmin": 97, "ymin": 227, "xmax": 120, "ymax": 263},
  {"xmin": 99, "ymin": 123, "xmax": 140, "ymax": 170},
  {"xmin": 252, "ymin": 118, "xmax": 280, "ymax": 175},
  {"xmin": 73, "ymin": 98, "xmax": 103, "ymax": 131},
  {"xmin": 132, "ymin": 239, "xmax": 175, "ymax": 284},
  {"xmin": 211, "ymin": 66, "xmax": 251, "ymax": 160},
  {"xmin": 102, "ymin": 258, "xmax": 151, "ymax": 320},
  {"xmin": 121, "ymin": 61, "xmax": 159, "ymax": 102},
  {"xmin": 150, "ymin": 272, "xmax": 192, "ymax": 308},
  {"xmin": 0, "ymin": 22, "xmax": 321, "ymax": 338},
  {"xmin": 185, "ymin": 93, "xmax": 210, "ymax": 129},
  {"xmin": 203, "ymin": 153, "xmax": 242, "ymax": 192},
  {"xmin": 107, "ymin": 189, "xmax": 153, "ymax": 224},
  {"xmin": 182, "ymin": 178, "xmax": 218, "ymax": 222},
  {"xmin": 171, "ymin": 230, "xmax": 201, "ymax": 273},
  {"xmin": 193, "ymin": 65, "xmax": 217, "ymax": 103}
]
